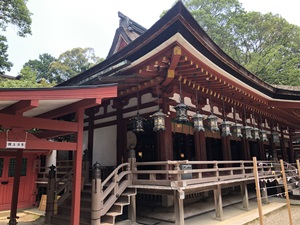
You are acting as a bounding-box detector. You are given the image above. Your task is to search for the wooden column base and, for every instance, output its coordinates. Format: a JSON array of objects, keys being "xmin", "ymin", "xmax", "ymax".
[
  {"xmin": 214, "ymin": 185, "xmax": 223, "ymax": 220},
  {"xmin": 174, "ymin": 190, "xmax": 185, "ymax": 225},
  {"xmin": 241, "ymin": 182, "xmax": 249, "ymax": 210}
]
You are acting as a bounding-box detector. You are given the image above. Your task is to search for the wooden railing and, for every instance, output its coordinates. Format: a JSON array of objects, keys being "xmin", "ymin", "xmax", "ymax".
[
  {"xmin": 56, "ymin": 169, "xmax": 73, "ymax": 207},
  {"xmin": 132, "ymin": 160, "xmax": 281, "ymax": 189},
  {"xmin": 37, "ymin": 160, "xmax": 73, "ymax": 182},
  {"xmin": 100, "ymin": 162, "xmax": 132, "ymax": 216}
]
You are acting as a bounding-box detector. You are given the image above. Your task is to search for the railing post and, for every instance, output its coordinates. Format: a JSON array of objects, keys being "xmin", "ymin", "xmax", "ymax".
[
  {"xmin": 214, "ymin": 162, "xmax": 219, "ymax": 180},
  {"xmin": 261, "ymin": 180, "xmax": 269, "ymax": 204},
  {"xmin": 174, "ymin": 163, "xmax": 181, "ymax": 181},
  {"xmin": 241, "ymin": 162, "xmax": 246, "ymax": 177},
  {"xmin": 45, "ymin": 165, "xmax": 56, "ymax": 224},
  {"xmin": 91, "ymin": 162, "xmax": 102, "ymax": 225},
  {"xmin": 127, "ymin": 145, "xmax": 137, "ymax": 223},
  {"xmin": 128, "ymin": 144, "xmax": 136, "ymax": 181}
]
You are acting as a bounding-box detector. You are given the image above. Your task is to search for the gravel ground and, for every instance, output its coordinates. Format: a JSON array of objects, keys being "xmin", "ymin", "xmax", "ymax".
[
  {"xmin": 246, "ymin": 205, "xmax": 300, "ymax": 225},
  {"xmin": 1, "ymin": 203, "xmax": 299, "ymax": 225},
  {"xmin": 0, "ymin": 212, "xmax": 43, "ymax": 225}
]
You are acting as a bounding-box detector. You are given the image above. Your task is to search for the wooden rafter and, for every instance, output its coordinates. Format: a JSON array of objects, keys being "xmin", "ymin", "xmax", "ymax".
[
  {"xmin": 0, "ymin": 100, "xmax": 39, "ymax": 115},
  {"xmin": 162, "ymin": 46, "xmax": 182, "ymax": 86},
  {"xmin": 0, "ymin": 113, "xmax": 78, "ymax": 132},
  {"xmin": 36, "ymin": 98, "xmax": 101, "ymax": 119}
]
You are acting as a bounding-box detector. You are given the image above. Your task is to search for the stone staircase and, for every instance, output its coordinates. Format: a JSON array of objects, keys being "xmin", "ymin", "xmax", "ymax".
[{"xmin": 51, "ymin": 183, "xmax": 137, "ymax": 225}]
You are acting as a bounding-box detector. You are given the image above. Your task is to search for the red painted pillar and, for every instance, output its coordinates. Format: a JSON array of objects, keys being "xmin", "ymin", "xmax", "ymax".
[
  {"xmin": 288, "ymin": 130, "xmax": 295, "ymax": 163},
  {"xmin": 86, "ymin": 108, "xmax": 97, "ymax": 172},
  {"xmin": 221, "ymin": 136, "xmax": 232, "ymax": 161},
  {"xmin": 258, "ymin": 141, "xmax": 265, "ymax": 160},
  {"xmin": 70, "ymin": 108, "xmax": 84, "ymax": 225},
  {"xmin": 8, "ymin": 149, "xmax": 23, "ymax": 225},
  {"xmin": 157, "ymin": 115, "xmax": 173, "ymax": 161},
  {"xmin": 280, "ymin": 129, "xmax": 287, "ymax": 161},
  {"xmin": 194, "ymin": 131, "xmax": 207, "ymax": 168},
  {"xmin": 157, "ymin": 97, "xmax": 173, "ymax": 162}
]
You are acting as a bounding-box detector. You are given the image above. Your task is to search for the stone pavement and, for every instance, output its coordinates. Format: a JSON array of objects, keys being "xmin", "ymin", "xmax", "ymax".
[{"xmin": 0, "ymin": 196, "xmax": 299, "ymax": 225}]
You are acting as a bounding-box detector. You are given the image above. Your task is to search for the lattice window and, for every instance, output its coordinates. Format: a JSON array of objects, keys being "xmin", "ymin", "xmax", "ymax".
[
  {"xmin": 0, "ymin": 158, "xmax": 3, "ymax": 177},
  {"xmin": 8, "ymin": 158, "xmax": 27, "ymax": 177}
]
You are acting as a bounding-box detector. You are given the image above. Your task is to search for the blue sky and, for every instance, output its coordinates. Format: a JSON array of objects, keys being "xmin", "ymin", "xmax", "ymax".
[{"xmin": 2, "ymin": 0, "xmax": 300, "ymax": 76}]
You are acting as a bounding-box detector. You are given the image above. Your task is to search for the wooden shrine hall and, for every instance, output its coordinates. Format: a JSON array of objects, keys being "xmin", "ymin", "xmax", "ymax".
[
  {"xmin": 60, "ymin": 1, "xmax": 300, "ymax": 166},
  {"xmin": 54, "ymin": 2, "xmax": 300, "ymax": 223},
  {"xmin": 1, "ymin": 1, "xmax": 300, "ymax": 225}
]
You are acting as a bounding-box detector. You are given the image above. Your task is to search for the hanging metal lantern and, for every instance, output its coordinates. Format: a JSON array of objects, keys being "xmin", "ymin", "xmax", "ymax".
[
  {"xmin": 150, "ymin": 109, "xmax": 168, "ymax": 131},
  {"xmin": 231, "ymin": 123, "xmax": 243, "ymax": 138},
  {"xmin": 221, "ymin": 121, "xmax": 232, "ymax": 137},
  {"xmin": 242, "ymin": 126, "xmax": 252, "ymax": 139},
  {"xmin": 206, "ymin": 114, "xmax": 219, "ymax": 132},
  {"xmin": 259, "ymin": 129, "xmax": 268, "ymax": 142},
  {"xmin": 272, "ymin": 131, "xmax": 280, "ymax": 143},
  {"xmin": 251, "ymin": 127, "xmax": 260, "ymax": 140},
  {"xmin": 131, "ymin": 113, "xmax": 146, "ymax": 133},
  {"xmin": 174, "ymin": 101, "xmax": 189, "ymax": 123},
  {"xmin": 192, "ymin": 111, "xmax": 205, "ymax": 132}
]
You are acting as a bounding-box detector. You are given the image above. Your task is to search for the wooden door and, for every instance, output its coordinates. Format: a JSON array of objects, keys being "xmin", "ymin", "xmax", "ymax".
[{"xmin": 0, "ymin": 155, "xmax": 36, "ymax": 210}]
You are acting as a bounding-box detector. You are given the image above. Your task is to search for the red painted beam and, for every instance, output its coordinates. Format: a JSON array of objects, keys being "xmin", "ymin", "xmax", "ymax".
[
  {"xmin": 0, "ymin": 85, "xmax": 117, "ymax": 101},
  {"xmin": 0, "ymin": 138, "xmax": 77, "ymax": 151},
  {"xmin": 0, "ymin": 100, "xmax": 39, "ymax": 115},
  {"xmin": 36, "ymin": 98, "xmax": 101, "ymax": 119},
  {"xmin": 33, "ymin": 130, "xmax": 73, "ymax": 139},
  {"xmin": 0, "ymin": 150, "xmax": 17, "ymax": 157},
  {"xmin": 0, "ymin": 113, "xmax": 78, "ymax": 132}
]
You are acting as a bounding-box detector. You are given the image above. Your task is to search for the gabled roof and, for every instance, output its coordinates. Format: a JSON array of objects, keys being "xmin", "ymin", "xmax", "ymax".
[
  {"xmin": 59, "ymin": 1, "xmax": 300, "ymax": 127},
  {"xmin": 106, "ymin": 12, "xmax": 147, "ymax": 58}
]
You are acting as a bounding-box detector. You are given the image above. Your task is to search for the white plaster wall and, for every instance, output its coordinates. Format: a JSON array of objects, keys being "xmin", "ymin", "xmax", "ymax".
[
  {"xmin": 141, "ymin": 93, "xmax": 156, "ymax": 104},
  {"xmin": 83, "ymin": 131, "xmax": 88, "ymax": 151},
  {"xmin": 93, "ymin": 125, "xmax": 117, "ymax": 166},
  {"xmin": 46, "ymin": 150, "xmax": 57, "ymax": 171}
]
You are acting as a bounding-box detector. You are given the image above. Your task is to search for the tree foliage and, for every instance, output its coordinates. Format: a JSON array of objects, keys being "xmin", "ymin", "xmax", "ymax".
[
  {"xmin": 0, "ymin": 0, "xmax": 32, "ymax": 73},
  {"xmin": 0, "ymin": 66, "xmax": 53, "ymax": 88},
  {"xmin": 182, "ymin": 0, "xmax": 243, "ymax": 53},
  {"xmin": 49, "ymin": 47, "xmax": 101, "ymax": 84},
  {"xmin": 17, "ymin": 47, "xmax": 101, "ymax": 85},
  {"xmin": 0, "ymin": 35, "xmax": 13, "ymax": 72},
  {"xmin": 182, "ymin": 0, "xmax": 300, "ymax": 86},
  {"xmin": 24, "ymin": 53, "xmax": 56, "ymax": 82}
]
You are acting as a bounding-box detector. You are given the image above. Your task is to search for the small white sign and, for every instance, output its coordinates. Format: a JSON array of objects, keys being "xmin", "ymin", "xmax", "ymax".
[{"xmin": 6, "ymin": 141, "xmax": 26, "ymax": 149}]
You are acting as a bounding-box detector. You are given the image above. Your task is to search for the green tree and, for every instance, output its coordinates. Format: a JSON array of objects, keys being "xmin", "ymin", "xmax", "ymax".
[
  {"xmin": 23, "ymin": 53, "xmax": 56, "ymax": 82},
  {"xmin": 182, "ymin": 0, "xmax": 244, "ymax": 55},
  {"xmin": 49, "ymin": 47, "xmax": 100, "ymax": 84},
  {"xmin": 232, "ymin": 12, "xmax": 300, "ymax": 85},
  {"xmin": 0, "ymin": 35, "xmax": 13, "ymax": 72},
  {"xmin": 181, "ymin": 0, "xmax": 300, "ymax": 86},
  {"xmin": 0, "ymin": 0, "xmax": 32, "ymax": 73},
  {"xmin": 0, "ymin": 66, "xmax": 53, "ymax": 88}
]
